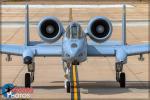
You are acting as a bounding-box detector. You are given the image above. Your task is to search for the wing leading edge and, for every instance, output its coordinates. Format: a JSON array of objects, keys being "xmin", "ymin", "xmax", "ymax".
[
  {"xmin": 87, "ymin": 43, "xmax": 150, "ymax": 56},
  {"xmin": 124, "ymin": 44, "xmax": 150, "ymax": 56},
  {"xmin": 0, "ymin": 44, "xmax": 62, "ymax": 57},
  {"xmin": 0, "ymin": 44, "xmax": 23, "ymax": 56},
  {"xmin": 0, "ymin": 43, "xmax": 149, "ymax": 57}
]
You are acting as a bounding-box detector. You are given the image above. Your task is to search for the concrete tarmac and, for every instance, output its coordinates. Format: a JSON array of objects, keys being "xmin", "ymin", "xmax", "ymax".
[{"xmin": 0, "ymin": 3, "xmax": 150, "ymax": 100}]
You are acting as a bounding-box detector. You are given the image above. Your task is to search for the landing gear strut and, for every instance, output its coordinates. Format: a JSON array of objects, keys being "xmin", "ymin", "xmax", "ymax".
[
  {"xmin": 63, "ymin": 62, "xmax": 71, "ymax": 93},
  {"xmin": 64, "ymin": 75, "xmax": 71, "ymax": 93},
  {"xmin": 115, "ymin": 62, "xmax": 126, "ymax": 88},
  {"xmin": 25, "ymin": 62, "xmax": 35, "ymax": 88}
]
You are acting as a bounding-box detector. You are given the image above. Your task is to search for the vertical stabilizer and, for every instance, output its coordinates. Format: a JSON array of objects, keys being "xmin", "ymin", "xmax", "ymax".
[
  {"xmin": 122, "ymin": 4, "xmax": 127, "ymax": 45},
  {"xmin": 25, "ymin": 4, "xmax": 30, "ymax": 46},
  {"xmin": 69, "ymin": 8, "xmax": 73, "ymax": 22}
]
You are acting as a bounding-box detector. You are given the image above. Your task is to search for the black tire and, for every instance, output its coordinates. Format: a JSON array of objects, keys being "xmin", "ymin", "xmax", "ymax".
[
  {"xmin": 116, "ymin": 72, "xmax": 120, "ymax": 82},
  {"xmin": 66, "ymin": 81, "xmax": 70, "ymax": 93},
  {"xmin": 31, "ymin": 72, "xmax": 34, "ymax": 82},
  {"xmin": 119, "ymin": 72, "xmax": 126, "ymax": 88},
  {"xmin": 32, "ymin": 75, "xmax": 34, "ymax": 81},
  {"xmin": 25, "ymin": 73, "xmax": 31, "ymax": 88}
]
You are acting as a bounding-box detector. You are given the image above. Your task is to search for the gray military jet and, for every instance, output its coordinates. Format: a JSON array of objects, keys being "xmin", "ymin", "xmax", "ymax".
[{"xmin": 0, "ymin": 4, "xmax": 149, "ymax": 93}]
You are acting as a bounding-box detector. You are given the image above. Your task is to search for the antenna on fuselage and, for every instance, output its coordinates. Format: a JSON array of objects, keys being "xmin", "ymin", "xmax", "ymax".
[
  {"xmin": 69, "ymin": 8, "xmax": 73, "ymax": 22},
  {"xmin": 24, "ymin": 0, "xmax": 30, "ymax": 46},
  {"xmin": 122, "ymin": 4, "xmax": 127, "ymax": 45}
]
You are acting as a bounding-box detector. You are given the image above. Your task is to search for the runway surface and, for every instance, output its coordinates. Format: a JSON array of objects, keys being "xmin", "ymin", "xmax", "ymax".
[{"xmin": 1, "ymin": 3, "xmax": 150, "ymax": 99}]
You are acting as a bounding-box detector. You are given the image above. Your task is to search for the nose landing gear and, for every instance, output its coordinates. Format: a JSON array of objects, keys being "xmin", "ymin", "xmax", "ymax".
[
  {"xmin": 63, "ymin": 62, "xmax": 71, "ymax": 93},
  {"xmin": 63, "ymin": 62, "xmax": 80, "ymax": 99},
  {"xmin": 64, "ymin": 72, "xmax": 71, "ymax": 93},
  {"xmin": 66, "ymin": 81, "xmax": 71, "ymax": 93}
]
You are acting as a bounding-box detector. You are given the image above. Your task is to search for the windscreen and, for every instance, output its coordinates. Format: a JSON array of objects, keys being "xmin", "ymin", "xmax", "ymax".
[
  {"xmin": 66, "ymin": 22, "xmax": 83, "ymax": 39},
  {"xmin": 71, "ymin": 26, "xmax": 78, "ymax": 38}
]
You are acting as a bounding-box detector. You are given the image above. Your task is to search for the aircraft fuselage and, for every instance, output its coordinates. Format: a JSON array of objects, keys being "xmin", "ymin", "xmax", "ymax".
[{"xmin": 62, "ymin": 22, "xmax": 87, "ymax": 64}]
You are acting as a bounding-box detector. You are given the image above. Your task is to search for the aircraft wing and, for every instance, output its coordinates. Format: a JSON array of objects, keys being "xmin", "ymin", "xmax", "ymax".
[
  {"xmin": 29, "ymin": 41, "xmax": 62, "ymax": 46},
  {"xmin": 124, "ymin": 44, "xmax": 150, "ymax": 56},
  {"xmin": 88, "ymin": 43, "xmax": 150, "ymax": 56},
  {"xmin": 0, "ymin": 44, "xmax": 24, "ymax": 56},
  {"xmin": 0, "ymin": 44, "xmax": 62, "ymax": 57},
  {"xmin": 1, "ymin": 43, "xmax": 149, "ymax": 57},
  {"xmin": 32, "ymin": 45, "xmax": 62, "ymax": 56}
]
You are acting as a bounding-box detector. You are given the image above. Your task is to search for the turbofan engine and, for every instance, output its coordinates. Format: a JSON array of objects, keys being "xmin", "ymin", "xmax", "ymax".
[
  {"xmin": 87, "ymin": 16, "xmax": 113, "ymax": 43},
  {"xmin": 38, "ymin": 17, "xmax": 64, "ymax": 43}
]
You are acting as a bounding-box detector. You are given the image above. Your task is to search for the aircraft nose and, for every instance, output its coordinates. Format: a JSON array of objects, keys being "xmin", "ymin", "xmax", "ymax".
[
  {"xmin": 69, "ymin": 43, "xmax": 79, "ymax": 59},
  {"xmin": 70, "ymin": 50, "xmax": 78, "ymax": 59}
]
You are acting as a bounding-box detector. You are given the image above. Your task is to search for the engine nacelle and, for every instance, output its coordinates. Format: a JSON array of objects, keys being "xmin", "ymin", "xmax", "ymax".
[
  {"xmin": 87, "ymin": 16, "xmax": 113, "ymax": 43},
  {"xmin": 38, "ymin": 16, "xmax": 64, "ymax": 43}
]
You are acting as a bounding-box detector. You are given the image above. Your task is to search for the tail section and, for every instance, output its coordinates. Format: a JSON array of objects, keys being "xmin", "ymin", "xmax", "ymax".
[
  {"xmin": 25, "ymin": 4, "xmax": 30, "ymax": 46},
  {"xmin": 69, "ymin": 8, "xmax": 73, "ymax": 22},
  {"xmin": 122, "ymin": 4, "xmax": 127, "ymax": 45}
]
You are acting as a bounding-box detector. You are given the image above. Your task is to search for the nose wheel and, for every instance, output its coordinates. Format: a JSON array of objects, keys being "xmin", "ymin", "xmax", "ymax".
[
  {"xmin": 64, "ymin": 79, "xmax": 71, "ymax": 93},
  {"xmin": 63, "ymin": 62, "xmax": 71, "ymax": 93}
]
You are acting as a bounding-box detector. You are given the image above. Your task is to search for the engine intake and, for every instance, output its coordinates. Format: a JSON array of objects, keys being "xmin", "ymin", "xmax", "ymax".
[
  {"xmin": 38, "ymin": 17, "xmax": 64, "ymax": 43},
  {"xmin": 87, "ymin": 16, "xmax": 113, "ymax": 43}
]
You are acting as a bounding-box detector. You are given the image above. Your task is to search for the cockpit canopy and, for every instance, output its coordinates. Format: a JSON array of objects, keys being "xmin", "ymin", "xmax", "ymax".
[{"xmin": 66, "ymin": 22, "xmax": 84, "ymax": 39}]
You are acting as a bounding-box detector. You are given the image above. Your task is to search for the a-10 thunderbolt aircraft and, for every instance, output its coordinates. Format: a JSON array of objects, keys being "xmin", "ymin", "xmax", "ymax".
[{"xmin": 0, "ymin": 4, "xmax": 150, "ymax": 93}]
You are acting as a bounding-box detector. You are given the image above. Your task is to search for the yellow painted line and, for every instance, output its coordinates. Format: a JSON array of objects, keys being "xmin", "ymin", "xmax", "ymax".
[{"xmin": 73, "ymin": 65, "xmax": 78, "ymax": 100}]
